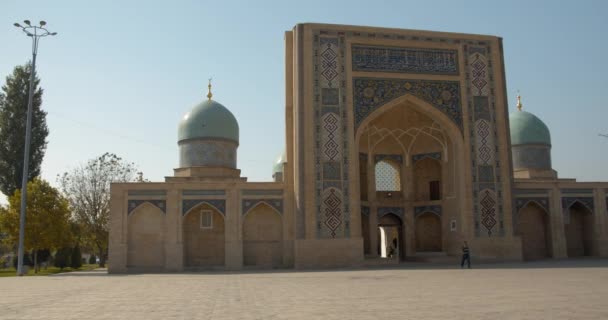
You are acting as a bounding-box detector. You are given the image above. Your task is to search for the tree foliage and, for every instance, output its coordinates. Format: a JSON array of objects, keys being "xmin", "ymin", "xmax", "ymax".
[
  {"xmin": 0, "ymin": 63, "xmax": 49, "ymax": 197},
  {"xmin": 0, "ymin": 179, "xmax": 72, "ymax": 272},
  {"xmin": 71, "ymin": 246, "xmax": 82, "ymax": 269},
  {"xmin": 58, "ymin": 153, "xmax": 138, "ymax": 267},
  {"xmin": 54, "ymin": 247, "xmax": 71, "ymax": 270}
]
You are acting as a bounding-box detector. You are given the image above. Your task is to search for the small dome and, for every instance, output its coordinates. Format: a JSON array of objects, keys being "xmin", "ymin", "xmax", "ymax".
[
  {"xmin": 509, "ymin": 110, "xmax": 551, "ymax": 146},
  {"xmin": 272, "ymin": 151, "xmax": 287, "ymax": 174},
  {"xmin": 178, "ymin": 99, "xmax": 239, "ymax": 143}
]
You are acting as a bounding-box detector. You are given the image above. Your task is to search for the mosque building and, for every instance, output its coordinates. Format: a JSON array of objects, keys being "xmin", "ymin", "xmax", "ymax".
[{"xmin": 108, "ymin": 23, "xmax": 608, "ymax": 272}]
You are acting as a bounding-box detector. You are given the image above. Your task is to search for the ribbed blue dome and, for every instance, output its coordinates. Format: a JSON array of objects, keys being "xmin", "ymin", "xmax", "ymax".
[
  {"xmin": 178, "ymin": 99, "xmax": 239, "ymax": 143},
  {"xmin": 509, "ymin": 110, "xmax": 551, "ymax": 146}
]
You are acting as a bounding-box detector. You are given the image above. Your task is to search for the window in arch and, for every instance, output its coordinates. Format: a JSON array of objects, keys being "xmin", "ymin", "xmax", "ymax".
[
  {"xmin": 200, "ymin": 209, "xmax": 213, "ymax": 229},
  {"xmin": 375, "ymin": 160, "xmax": 401, "ymax": 192}
]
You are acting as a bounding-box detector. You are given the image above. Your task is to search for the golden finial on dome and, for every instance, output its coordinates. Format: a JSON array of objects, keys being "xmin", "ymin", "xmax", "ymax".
[
  {"xmin": 207, "ymin": 78, "xmax": 213, "ymax": 101},
  {"xmin": 516, "ymin": 94, "xmax": 523, "ymax": 111}
]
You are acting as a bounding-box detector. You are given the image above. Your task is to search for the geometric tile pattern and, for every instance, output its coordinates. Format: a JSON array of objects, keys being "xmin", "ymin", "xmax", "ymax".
[
  {"xmin": 479, "ymin": 189, "xmax": 498, "ymax": 236},
  {"xmin": 378, "ymin": 206, "xmax": 404, "ymax": 222},
  {"xmin": 128, "ymin": 200, "xmax": 166, "ymax": 215},
  {"xmin": 414, "ymin": 205, "xmax": 442, "ymax": 218},
  {"xmin": 412, "ymin": 152, "xmax": 441, "ymax": 164},
  {"xmin": 352, "ymin": 45, "xmax": 459, "ymax": 75},
  {"xmin": 374, "ymin": 154, "xmax": 403, "ymax": 164},
  {"xmin": 353, "ymin": 78, "xmax": 462, "ymax": 131},
  {"xmin": 466, "ymin": 45, "xmax": 503, "ymax": 237},
  {"xmin": 562, "ymin": 197, "xmax": 595, "ymax": 225},
  {"xmin": 314, "ymin": 35, "xmax": 350, "ymax": 238},
  {"xmin": 182, "ymin": 199, "xmax": 226, "ymax": 217},
  {"xmin": 515, "ymin": 197, "xmax": 549, "ymax": 213},
  {"xmin": 513, "ymin": 197, "xmax": 549, "ymax": 234},
  {"xmin": 242, "ymin": 199, "xmax": 283, "ymax": 216}
]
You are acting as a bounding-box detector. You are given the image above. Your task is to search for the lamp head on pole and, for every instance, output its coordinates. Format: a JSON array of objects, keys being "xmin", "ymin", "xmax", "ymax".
[
  {"xmin": 14, "ymin": 22, "xmax": 21, "ymax": 27},
  {"xmin": 23, "ymin": 20, "xmax": 31, "ymax": 26},
  {"xmin": 39, "ymin": 21, "xmax": 46, "ymax": 26}
]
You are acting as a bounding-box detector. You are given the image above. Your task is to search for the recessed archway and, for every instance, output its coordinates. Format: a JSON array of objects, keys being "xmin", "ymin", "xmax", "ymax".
[
  {"xmin": 378, "ymin": 213, "xmax": 404, "ymax": 259},
  {"xmin": 517, "ymin": 201, "xmax": 551, "ymax": 260},
  {"xmin": 182, "ymin": 203, "xmax": 225, "ymax": 267},
  {"xmin": 127, "ymin": 202, "xmax": 165, "ymax": 268},
  {"xmin": 243, "ymin": 203, "xmax": 283, "ymax": 268},
  {"xmin": 415, "ymin": 212, "xmax": 442, "ymax": 252},
  {"xmin": 565, "ymin": 202, "xmax": 594, "ymax": 257}
]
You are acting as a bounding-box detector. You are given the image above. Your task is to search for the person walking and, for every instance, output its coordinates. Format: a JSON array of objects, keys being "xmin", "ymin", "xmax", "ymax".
[{"xmin": 461, "ymin": 241, "xmax": 471, "ymax": 269}]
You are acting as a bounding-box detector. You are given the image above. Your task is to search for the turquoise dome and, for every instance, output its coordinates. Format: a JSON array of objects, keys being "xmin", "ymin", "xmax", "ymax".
[
  {"xmin": 272, "ymin": 151, "xmax": 287, "ymax": 174},
  {"xmin": 178, "ymin": 99, "xmax": 239, "ymax": 143},
  {"xmin": 509, "ymin": 110, "xmax": 551, "ymax": 146}
]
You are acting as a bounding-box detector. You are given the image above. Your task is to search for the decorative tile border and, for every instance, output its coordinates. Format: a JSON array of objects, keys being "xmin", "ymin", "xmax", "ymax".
[
  {"xmin": 314, "ymin": 33, "xmax": 350, "ymax": 239},
  {"xmin": 562, "ymin": 197, "xmax": 594, "ymax": 211},
  {"xmin": 182, "ymin": 189, "xmax": 225, "ymax": 196},
  {"xmin": 515, "ymin": 197, "xmax": 549, "ymax": 213},
  {"xmin": 128, "ymin": 200, "xmax": 166, "ymax": 215},
  {"xmin": 561, "ymin": 189, "xmax": 593, "ymax": 195},
  {"xmin": 466, "ymin": 43, "xmax": 504, "ymax": 237},
  {"xmin": 182, "ymin": 199, "xmax": 226, "ymax": 216},
  {"xmin": 514, "ymin": 189, "xmax": 549, "ymax": 195},
  {"xmin": 352, "ymin": 45, "xmax": 459, "ymax": 75},
  {"xmin": 241, "ymin": 189, "xmax": 283, "ymax": 196},
  {"xmin": 242, "ymin": 199, "xmax": 283, "ymax": 216},
  {"xmin": 374, "ymin": 154, "xmax": 403, "ymax": 164},
  {"xmin": 412, "ymin": 152, "xmax": 441, "ymax": 164},
  {"xmin": 414, "ymin": 205, "xmax": 442, "ymax": 218},
  {"xmin": 127, "ymin": 190, "xmax": 166, "ymax": 197}
]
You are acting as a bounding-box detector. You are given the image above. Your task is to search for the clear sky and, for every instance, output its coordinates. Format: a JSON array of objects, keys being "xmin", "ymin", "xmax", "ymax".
[{"xmin": 1, "ymin": 0, "xmax": 607, "ymax": 204}]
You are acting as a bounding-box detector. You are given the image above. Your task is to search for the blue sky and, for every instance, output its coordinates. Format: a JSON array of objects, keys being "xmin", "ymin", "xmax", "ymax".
[{"xmin": 1, "ymin": 0, "xmax": 607, "ymax": 204}]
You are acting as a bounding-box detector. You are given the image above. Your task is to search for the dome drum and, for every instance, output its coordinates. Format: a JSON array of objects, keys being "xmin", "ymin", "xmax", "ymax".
[
  {"xmin": 179, "ymin": 139, "xmax": 237, "ymax": 169},
  {"xmin": 511, "ymin": 145, "xmax": 552, "ymax": 171}
]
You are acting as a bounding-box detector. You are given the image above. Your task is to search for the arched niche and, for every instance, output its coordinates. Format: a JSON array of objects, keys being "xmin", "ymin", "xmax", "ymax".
[
  {"xmin": 127, "ymin": 202, "xmax": 165, "ymax": 268},
  {"xmin": 565, "ymin": 201, "xmax": 594, "ymax": 257},
  {"xmin": 242, "ymin": 202, "xmax": 283, "ymax": 268},
  {"xmin": 517, "ymin": 201, "xmax": 551, "ymax": 260},
  {"xmin": 182, "ymin": 203, "xmax": 225, "ymax": 267},
  {"xmin": 415, "ymin": 212, "xmax": 442, "ymax": 252}
]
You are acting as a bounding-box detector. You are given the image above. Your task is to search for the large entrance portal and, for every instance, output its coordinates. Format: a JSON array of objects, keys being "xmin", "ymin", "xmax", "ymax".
[{"xmin": 356, "ymin": 95, "xmax": 463, "ymax": 261}]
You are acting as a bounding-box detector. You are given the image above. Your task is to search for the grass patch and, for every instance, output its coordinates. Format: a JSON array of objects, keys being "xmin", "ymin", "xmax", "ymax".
[{"xmin": 0, "ymin": 264, "xmax": 99, "ymax": 277}]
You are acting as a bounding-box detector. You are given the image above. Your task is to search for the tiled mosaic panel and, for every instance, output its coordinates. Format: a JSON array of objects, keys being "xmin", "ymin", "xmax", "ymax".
[
  {"xmin": 353, "ymin": 78, "xmax": 462, "ymax": 131},
  {"xmin": 128, "ymin": 200, "xmax": 166, "ymax": 215},
  {"xmin": 513, "ymin": 197, "xmax": 549, "ymax": 234},
  {"xmin": 412, "ymin": 152, "xmax": 441, "ymax": 164},
  {"xmin": 377, "ymin": 206, "xmax": 404, "ymax": 221},
  {"xmin": 562, "ymin": 197, "xmax": 595, "ymax": 224},
  {"xmin": 414, "ymin": 205, "xmax": 442, "ymax": 217},
  {"xmin": 466, "ymin": 45, "xmax": 503, "ymax": 237},
  {"xmin": 182, "ymin": 199, "xmax": 226, "ymax": 216},
  {"xmin": 242, "ymin": 199, "xmax": 283, "ymax": 216},
  {"xmin": 315, "ymin": 35, "xmax": 349, "ymax": 238},
  {"xmin": 352, "ymin": 45, "xmax": 459, "ymax": 75}
]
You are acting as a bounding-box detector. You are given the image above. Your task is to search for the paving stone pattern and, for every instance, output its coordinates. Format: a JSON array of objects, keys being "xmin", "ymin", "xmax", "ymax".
[{"xmin": 1, "ymin": 260, "xmax": 608, "ymax": 320}]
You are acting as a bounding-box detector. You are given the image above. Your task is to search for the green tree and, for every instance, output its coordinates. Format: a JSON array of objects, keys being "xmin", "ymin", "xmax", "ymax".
[
  {"xmin": 54, "ymin": 247, "xmax": 71, "ymax": 270},
  {"xmin": 0, "ymin": 179, "xmax": 71, "ymax": 272},
  {"xmin": 70, "ymin": 245, "xmax": 82, "ymax": 269},
  {"xmin": 0, "ymin": 63, "xmax": 49, "ymax": 197},
  {"xmin": 58, "ymin": 153, "xmax": 139, "ymax": 267}
]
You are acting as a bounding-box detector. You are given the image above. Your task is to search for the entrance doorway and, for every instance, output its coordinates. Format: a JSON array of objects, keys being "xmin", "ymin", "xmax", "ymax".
[
  {"xmin": 377, "ymin": 213, "xmax": 403, "ymax": 259},
  {"xmin": 565, "ymin": 202, "xmax": 594, "ymax": 257}
]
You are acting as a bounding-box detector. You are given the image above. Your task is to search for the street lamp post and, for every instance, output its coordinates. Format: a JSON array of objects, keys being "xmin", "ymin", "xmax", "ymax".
[{"xmin": 13, "ymin": 20, "xmax": 57, "ymax": 276}]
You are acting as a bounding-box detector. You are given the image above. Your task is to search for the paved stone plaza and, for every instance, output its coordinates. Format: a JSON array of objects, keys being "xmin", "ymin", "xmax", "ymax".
[{"xmin": 1, "ymin": 259, "xmax": 608, "ymax": 319}]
